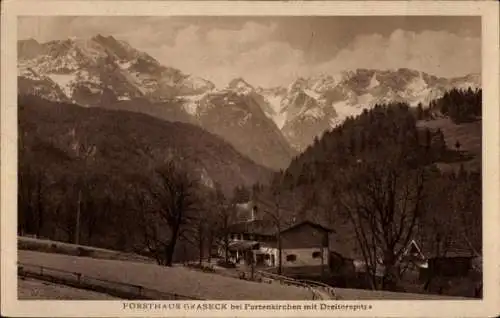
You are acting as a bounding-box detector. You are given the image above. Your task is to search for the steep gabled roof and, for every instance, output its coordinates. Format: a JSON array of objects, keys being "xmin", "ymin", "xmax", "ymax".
[
  {"xmin": 409, "ymin": 237, "xmax": 477, "ymax": 259},
  {"xmin": 280, "ymin": 220, "xmax": 335, "ymax": 234},
  {"xmin": 228, "ymin": 219, "xmax": 335, "ymax": 237},
  {"xmin": 401, "ymin": 239, "xmax": 426, "ymax": 260}
]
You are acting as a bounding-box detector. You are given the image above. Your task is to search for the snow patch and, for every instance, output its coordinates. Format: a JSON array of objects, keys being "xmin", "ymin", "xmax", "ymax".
[
  {"xmin": 227, "ymin": 78, "xmax": 254, "ymax": 95},
  {"xmin": 19, "ymin": 67, "xmax": 42, "ymax": 81},
  {"xmin": 304, "ymin": 88, "xmax": 321, "ymax": 100},
  {"xmin": 47, "ymin": 73, "xmax": 76, "ymax": 97},
  {"xmin": 265, "ymin": 95, "xmax": 283, "ymax": 114},
  {"xmin": 357, "ymin": 93, "xmax": 375, "ymax": 106},
  {"xmin": 118, "ymin": 60, "xmax": 132, "ymax": 70},
  {"xmin": 261, "ymin": 91, "xmax": 288, "ymax": 129},
  {"xmin": 185, "ymin": 76, "xmax": 214, "ymax": 91},
  {"xmin": 238, "ymin": 113, "xmax": 252, "ymax": 126},
  {"xmin": 180, "ymin": 93, "xmax": 207, "ymax": 116},
  {"xmin": 309, "ymin": 74, "xmax": 341, "ymax": 93},
  {"xmin": 183, "ymin": 101, "xmax": 198, "ymax": 116},
  {"xmin": 406, "ymin": 73, "xmax": 428, "ymax": 93},
  {"xmin": 234, "ymin": 82, "xmax": 253, "ymax": 95},
  {"xmin": 76, "ymin": 69, "xmax": 102, "ymax": 85},
  {"xmin": 367, "ymin": 74, "xmax": 380, "ymax": 89},
  {"xmin": 87, "ymin": 86, "xmax": 102, "ymax": 94},
  {"xmin": 330, "ymin": 100, "xmax": 366, "ymax": 126},
  {"xmin": 303, "ymin": 107, "xmax": 325, "ymax": 119},
  {"xmin": 273, "ymin": 112, "xmax": 288, "ymax": 129}
]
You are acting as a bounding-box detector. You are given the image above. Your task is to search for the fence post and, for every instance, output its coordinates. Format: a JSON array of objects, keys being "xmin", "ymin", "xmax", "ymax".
[{"xmin": 76, "ymin": 273, "xmax": 82, "ymax": 284}]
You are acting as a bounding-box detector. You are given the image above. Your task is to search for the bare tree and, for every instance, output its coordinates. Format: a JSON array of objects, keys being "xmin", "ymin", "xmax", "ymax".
[
  {"xmin": 211, "ymin": 185, "xmax": 233, "ymax": 264},
  {"xmin": 336, "ymin": 154, "xmax": 426, "ymax": 290},
  {"xmin": 187, "ymin": 188, "xmax": 217, "ymax": 266},
  {"xmin": 18, "ymin": 161, "xmax": 50, "ymax": 238},
  {"xmin": 252, "ymin": 175, "xmax": 299, "ymax": 275},
  {"xmin": 138, "ymin": 161, "xmax": 200, "ymax": 266},
  {"xmin": 66, "ymin": 126, "xmax": 96, "ymax": 245}
]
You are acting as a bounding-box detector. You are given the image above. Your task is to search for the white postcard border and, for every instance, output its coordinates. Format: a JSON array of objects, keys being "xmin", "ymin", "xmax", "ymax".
[{"xmin": 2, "ymin": 1, "xmax": 499, "ymax": 317}]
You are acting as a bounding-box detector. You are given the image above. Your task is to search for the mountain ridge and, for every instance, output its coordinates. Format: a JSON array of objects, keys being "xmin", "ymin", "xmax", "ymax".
[
  {"xmin": 18, "ymin": 36, "xmax": 296, "ymax": 170},
  {"xmin": 18, "ymin": 36, "xmax": 481, "ymax": 155}
]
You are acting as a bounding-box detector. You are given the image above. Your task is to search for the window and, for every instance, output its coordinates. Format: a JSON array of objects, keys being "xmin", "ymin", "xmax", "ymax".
[
  {"xmin": 286, "ymin": 254, "xmax": 297, "ymax": 262},
  {"xmin": 230, "ymin": 234, "xmax": 235, "ymax": 240},
  {"xmin": 264, "ymin": 254, "xmax": 270, "ymax": 260},
  {"xmin": 312, "ymin": 251, "xmax": 322, "ymax": 259}
]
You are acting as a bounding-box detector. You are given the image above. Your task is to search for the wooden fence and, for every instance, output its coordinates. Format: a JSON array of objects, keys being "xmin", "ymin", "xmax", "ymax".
[
  {"xmin": 256, "ymin": 270, "xmax": 334, "ymax": 300},
  {"xmin": 18, "ymin": 262, "xmax": 203, "ymax": 300}
]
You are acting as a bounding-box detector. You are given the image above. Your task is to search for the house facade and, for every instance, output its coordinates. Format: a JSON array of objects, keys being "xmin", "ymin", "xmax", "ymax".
[{"xmin": 218, "ymin": 218, "xmax": 333, "ymax": 270}]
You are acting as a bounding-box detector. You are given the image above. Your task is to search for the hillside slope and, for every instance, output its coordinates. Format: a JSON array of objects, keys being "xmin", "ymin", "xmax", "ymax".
[
  {"xmin": 17, "ymin": 36, "xmax": 296, "ymax": 170},
  {"xmin": 417, "ymin": 118, "xmax": 481, "ymax": 172},
  {"xmin": 19, "ymin": 95, "xmax": 271, "ymax": 195}
]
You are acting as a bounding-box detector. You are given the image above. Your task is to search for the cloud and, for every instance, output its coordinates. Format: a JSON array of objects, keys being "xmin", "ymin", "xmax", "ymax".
[
  {"xmin": 315, "ymin": 29, "xmax": 481, "ymax": 79},
  {"xmin": 147, "ymin": 25, "xmax": 480, "ymax": 88},
  {"xmin": 18, "ymin": 17, "xmax": 183, "ymax": 46},
  {"xmin": 147, "ymin": 21, "xmax": 309, "ymax": 88}
]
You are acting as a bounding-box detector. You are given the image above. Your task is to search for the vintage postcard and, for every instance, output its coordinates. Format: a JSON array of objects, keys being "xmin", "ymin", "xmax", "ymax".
[{"xmin": 1, "ymin": 0, "xmax": 499, "ymax": 317}]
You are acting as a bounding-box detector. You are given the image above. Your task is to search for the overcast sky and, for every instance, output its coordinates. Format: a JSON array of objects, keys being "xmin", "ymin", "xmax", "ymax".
[{"xmin": 18, "ymin": 16, "xmax": 481, "ymax": 88}]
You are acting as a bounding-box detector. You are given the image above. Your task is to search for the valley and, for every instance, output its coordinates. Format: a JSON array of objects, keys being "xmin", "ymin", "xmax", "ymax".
[{"xmin": 16, "ymin": 33, "xmax": 483, "ymax": 300}]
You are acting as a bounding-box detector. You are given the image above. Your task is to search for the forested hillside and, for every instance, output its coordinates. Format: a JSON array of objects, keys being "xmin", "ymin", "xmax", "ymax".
[
  {"xmin": 256, "ymin": 88, "xmax": 482, "ymax": 292},
  {"xmin": 426, "ymin": 88, "xmax": 482, "ymax": 123},
  {"xmin": 18, "ymin": 95, "xmax": 271, "ymax": 258}
]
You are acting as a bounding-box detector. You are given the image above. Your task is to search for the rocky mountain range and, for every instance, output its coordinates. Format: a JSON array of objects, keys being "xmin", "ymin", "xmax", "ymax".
[
  {"xmin": 258, "ymin": 70, "xmax": 480, "ymax": 150},
  {"xmin": 18, "ymin": 35, "xmax": 481, "ymax": 162}
]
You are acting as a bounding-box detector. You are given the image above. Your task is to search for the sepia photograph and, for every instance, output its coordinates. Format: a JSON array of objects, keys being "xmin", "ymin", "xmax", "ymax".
[{"xmin": 1, "ymin": 1, "xmax": 500, "ymax": 317}]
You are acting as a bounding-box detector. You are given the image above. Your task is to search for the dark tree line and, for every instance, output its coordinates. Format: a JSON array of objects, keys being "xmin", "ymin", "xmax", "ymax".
[
  {"xmin": 284, "ymin": 102, "xmax": 449, "ymax": 188},
  {"xmin": 267, "ymin": 94, "xmax": 482, "ymax": 292},
  {"xmin": 17, "ymin": 94, "xmax": 270, "ymax": 266},
  {"xmin": 426, "ymin": 88, "xmax": 482, "ymax": 123},
  {"xmin": 18, "ymin": 151, "xmax": 243, "ymax": 266}
]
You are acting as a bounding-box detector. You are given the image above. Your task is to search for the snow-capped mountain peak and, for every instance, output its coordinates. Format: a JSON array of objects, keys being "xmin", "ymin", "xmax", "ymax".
[
  {"xmin": 17, "ymin": 35, "xmax": 481, "ymax": 156},
  {"xmin": 226, "ymin": 78, "xmax": 254, "ymax": 95},
  {"xmin": 18, "ymin": 35, "xmax": 217, "ymax": 106},
  {"xmin": 276, "ymin": 68, "xmax": 481, "ymax": 151}
]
